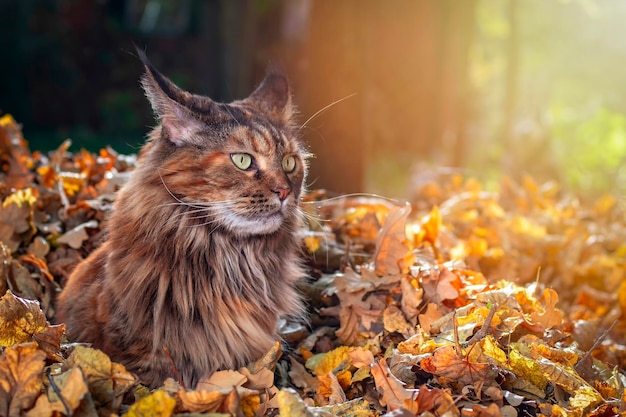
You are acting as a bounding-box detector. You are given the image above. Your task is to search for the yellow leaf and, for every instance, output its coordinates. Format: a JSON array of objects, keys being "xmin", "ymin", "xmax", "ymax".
[
  {"xmin": 177, "ymin": 389, "xmax": 225, "ymax": 413},
  {"xmin": 277, "ymin": 388, "xmax": 314, "ymax": 417},
  {"xmin": 421, "ymin": 205, "xmax": 442, "ymax": 246},
  {"xmin": 477, "ymin": 335, "xmax": 508, "ymax": 366},
  {"xmin": 240, "ymin": 394, "xmax": 260, "ymax": 417},
  {"xmin": 568, "ymin": 385, "xmax": 602, "ymax": 411},
  {"xmin": 123, "ymin": 390, "xmax": 175, "ymax": 417},
  {"xmin": 0, "ymin": 290, "xmax": 47, "ymax": 347},
  {"xmin": 303, "ymin": 235, "xmax": 321, "ymax": 253},
  {"xmin": 2, "ymin": 189, "xmax": 36, "ymax": 208},
  {"xmin": 508, "ymin": 346, "xmax": 548, "ymax": 390},
  {"xmin": 307, "ymin": 346, "xmax": 352, "ymax": 376},
  {"xmin": 0, "ymin": 114, "xmax": 16, "ymax": 127}
]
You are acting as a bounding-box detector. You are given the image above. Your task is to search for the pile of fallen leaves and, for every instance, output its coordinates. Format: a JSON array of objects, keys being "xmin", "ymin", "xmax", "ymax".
[{"xmin": 1, "ymin": 113, "xmax": 625, "ymax": 417}]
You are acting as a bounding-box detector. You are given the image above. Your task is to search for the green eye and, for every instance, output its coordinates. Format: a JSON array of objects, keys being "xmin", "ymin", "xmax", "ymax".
[
  {"xmin": 231, "ymin": 153, "xmax": 253, "ymax": 170},
  {"xmin": 282, "ymin": 155, "xmax": 296, "ymax": 173}
]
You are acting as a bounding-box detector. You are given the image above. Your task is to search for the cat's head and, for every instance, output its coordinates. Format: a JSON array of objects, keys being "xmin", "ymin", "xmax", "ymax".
[{"xmin": 136, "ymin": 50, "xmax": 308, "ymax": 236}]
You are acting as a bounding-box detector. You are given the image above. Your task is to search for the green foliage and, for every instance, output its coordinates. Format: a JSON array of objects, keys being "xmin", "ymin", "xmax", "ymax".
[
  {"xmin": 469, "ymin": 0, "xmax": 626, "ymax": 195},
  {"xmin": 551, "ymin": 106, "xmax": 626, "ymax": 193}
]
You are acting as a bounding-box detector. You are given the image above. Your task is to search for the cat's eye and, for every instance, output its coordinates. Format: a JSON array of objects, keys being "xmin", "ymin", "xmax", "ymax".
[
  {"xmin": 231, "ymin": 153, "xmax": 253, "ymax": 170},
  {"xmin": 282, "ymin": 155, "xmax": 297, "ymax": 173}
]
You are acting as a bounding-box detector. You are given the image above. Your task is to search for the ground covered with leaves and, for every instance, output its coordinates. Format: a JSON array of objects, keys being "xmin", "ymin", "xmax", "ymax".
[{"xmin": 0, "ymin": 113, "xmax": 625, "ymax": 416}]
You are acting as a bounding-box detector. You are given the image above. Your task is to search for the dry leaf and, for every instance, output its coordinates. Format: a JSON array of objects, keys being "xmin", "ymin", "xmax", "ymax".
[
  {"xmin": 32, "ymin": 323, "xmax": 65, "ymax": 361},
  {"xmin": 56, "ymin": 219, "xmax": 98, "ymax": 249},
  {"xmin": 374, "ymin": 203, "xmax": 413, "ymax": 275},
  {"xmin": 0, "ymin": 290, "xmax": 47, "ymax": 347},
  {"xmin": 0, "ymin": 342, "xmax": 46, "ymax": 417},
  {"xmin": 26, "ymin": 367, "xmax": 89, "ymax": 417},
  {"xmin": 420, "ymin": 345, "xmax": 497, "ymax": 387},
  {"xmin": 418, "ymin": 303, "xmax": 443, "ymax": 334},
  {"xmin": 123, "ymin": 390, "xmax": 175, "ymax": 417}
]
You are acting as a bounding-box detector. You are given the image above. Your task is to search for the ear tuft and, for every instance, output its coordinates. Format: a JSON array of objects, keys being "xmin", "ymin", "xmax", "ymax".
[
  {"xmin": 246, "ymin": 65, "xmax": 294, "ymax": 126},
  {"xmin": 135, "ymin": 47, "xmax": 216, "ymax": 146}
]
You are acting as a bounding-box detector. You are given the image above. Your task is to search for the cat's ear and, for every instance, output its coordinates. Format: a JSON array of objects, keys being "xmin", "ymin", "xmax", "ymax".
[
  {"xmin": 136, "ymin": 48, "xmax": 220, "ymax": 146},
  {"xmin": 246, "ymin": 65, "xmax": 294, "ymax": 126}
]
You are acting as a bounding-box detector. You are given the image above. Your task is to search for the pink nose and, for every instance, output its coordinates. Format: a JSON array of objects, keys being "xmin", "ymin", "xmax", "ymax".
[{"xmin": 272, "ymin": 187, "xmax": 291, "ymax": 201}]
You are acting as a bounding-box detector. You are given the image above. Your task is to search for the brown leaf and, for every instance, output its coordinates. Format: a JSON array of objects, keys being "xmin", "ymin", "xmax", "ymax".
[
  {"xmin": 370, "ymin": 357, "xmax": 415, "ymax": 412},
  {"xmin": 197, "ymin": 370, "xmax": 247, "ymax": 392},
  {"xmin": 0, "ymin": 115, "xmax": 34, "ymax": 190},
  {"xmin": 529, "ymin": 288, "xmax": 564, "ymax": 330},
  {"xmin": 400, "ymin": 276, "xmax": 423, "ymax": 326},
  {"xmin": 32, "ymin": 323, "xmax": 65, "ymax": 361},
  {"xmin": 0, "ymin": 290, "xmax": 47, "ymax": 347},
  {"xmin": 382, "ymin": 305, "xmax": 412, "ymax": 337},
  {"xmin": 289, "ymin": 357, "xmax": 319, "ymax": 392},
  {"xmin": 56, "ymin": 219, "xmax": 99, "ymax": 249},
  {"xmin": 418, "ymin": 303, "xmax": 443, "ymax": 335},
  {"xmin": 0, "ymin": 200, "xmax": 32, "ymax": 252},
  {"xmin": 0, "ymin": 342, "xmax": 46, "ymax": 417},
  {"xmin": 26, "ymin": 367, "xmax": 90, "ymax": 417},
  {"xmin": 421, "ymin": 267, "xmax": 460, "ymax": 304}
]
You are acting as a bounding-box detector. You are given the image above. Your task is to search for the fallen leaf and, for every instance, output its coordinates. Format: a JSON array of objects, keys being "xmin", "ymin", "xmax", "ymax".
[
  {"xmin": 418, "ymin": 303, "xmax": 443, "ymax": 334},
  {"xmin": 56, "ymin": 219, "xmax": 98, "ymax": 249},
  {"xmin": 374, "ymin": 203, "xmax": 413, "ymax": 275},
  {"xmin": 32, "ymin": 323, "xmax": 65, "ymax": 361},
  {"xmin": 26, "ymin": 367, "xmax": 89, "ymax": 417},
  {"xmin": 318, "ymin": 371, "xmax": 347, "ymax": 405},
  {"xmin": 0, "ymin": 342, "xmax": 46, "ymax": 417},
  {"xmin": 123, "ymin": 390, "xmax": 175, "ymax": 417},
  {"xmin": 0, "ymin": 290, "xmax": 47, "ymax": 347},
  {"xmin": 420, "ymin": 345, "xmax": 497, "ymax": 387}
]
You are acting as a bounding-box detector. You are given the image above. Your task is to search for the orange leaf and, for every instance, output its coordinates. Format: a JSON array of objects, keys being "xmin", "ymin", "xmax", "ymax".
[
  {"xmin": 420, "ymin": 345, "xmax": 497, "ymax": 386},
  {"xmin": 374, "ymin": 203, "xmax": 413, "ymax": 276}
]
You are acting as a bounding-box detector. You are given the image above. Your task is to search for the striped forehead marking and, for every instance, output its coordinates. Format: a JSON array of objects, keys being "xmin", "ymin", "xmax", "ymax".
[{"xmin": 231, "ymin": 121, "xmax": 289, "ymax": 156}]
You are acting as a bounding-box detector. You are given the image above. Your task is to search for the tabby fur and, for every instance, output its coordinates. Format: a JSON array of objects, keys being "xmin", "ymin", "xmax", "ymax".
[{"xmin": 57, "ymin": 51, "xmax": 308, "ymax": 388}]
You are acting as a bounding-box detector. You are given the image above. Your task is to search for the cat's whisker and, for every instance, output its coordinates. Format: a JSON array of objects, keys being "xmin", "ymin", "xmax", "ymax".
[
  {"xmin": 298, "ymin": 93, "xmax": 357, "ymax": 132},
  {"xmin": 300, "ymin": 192, "xmax": 402, "ymax": 207},
  {"xmin": 297, "ymin": 207, "xmax": 328, "ymax": 225},
  {"xmin": 158, "ymin": 172, "xmax": 212, "ymax": 209}
]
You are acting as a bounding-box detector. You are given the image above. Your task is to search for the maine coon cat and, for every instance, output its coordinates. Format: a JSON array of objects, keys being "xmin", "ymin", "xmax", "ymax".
[{"xmin": 57, "ymin": 50, "xmax": 308, "ymax": 388}]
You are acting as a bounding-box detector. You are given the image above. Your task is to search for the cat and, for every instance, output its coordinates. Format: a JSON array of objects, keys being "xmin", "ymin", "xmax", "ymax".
[{"xmin": 56, "ymin": 49, "xmax": 308, "ymax": 388}]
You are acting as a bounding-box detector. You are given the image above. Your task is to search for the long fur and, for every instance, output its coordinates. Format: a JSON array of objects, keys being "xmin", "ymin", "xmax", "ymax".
[{"xmin": 57, "ymin": 54, "xmax": 307, "ymax": 388}]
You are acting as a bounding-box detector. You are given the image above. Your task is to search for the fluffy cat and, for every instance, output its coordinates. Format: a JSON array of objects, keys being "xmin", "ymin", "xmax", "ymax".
[{"xmin": 57, "ymin": 50, "xmax": 308, "ymax": 388}]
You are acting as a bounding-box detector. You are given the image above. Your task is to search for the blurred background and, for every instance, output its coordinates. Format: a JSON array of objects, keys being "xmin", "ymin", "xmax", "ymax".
[{"xmin": 2, "ymin": 0, "xmax": 626, "ymax": 197}]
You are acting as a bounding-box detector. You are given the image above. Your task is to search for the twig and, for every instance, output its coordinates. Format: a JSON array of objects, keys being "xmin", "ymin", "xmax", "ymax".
[
  {"xmin": 46, "ymin": 367, "xmax": 71, "ymax": 417},
  {"xmin": 464, "ymin": 303, "xmax": 498, "ymax": 347},
  {"xmin": 453, "ymin": 311, "xmax": 462, "ymax": 357},
  {"xmin": 575, "ymin": 319, "xmax": 618, "ymax": 374},
  {"xmin": 163, "ymin": 347, "xmax": 184, "ymax": 388}
]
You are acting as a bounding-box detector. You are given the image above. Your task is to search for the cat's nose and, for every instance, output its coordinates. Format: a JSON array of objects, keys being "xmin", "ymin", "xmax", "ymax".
[{"xmin": 272, "ymin": 186, "xmax": 291, "ymax": 201}]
